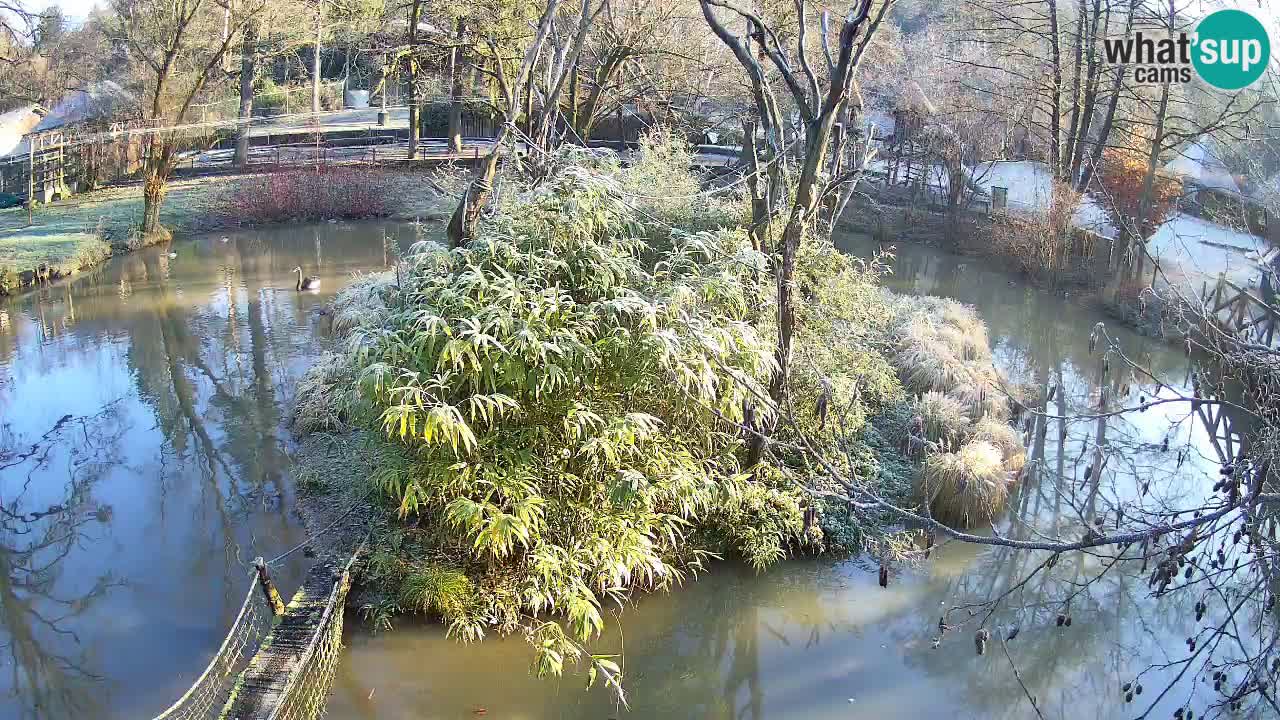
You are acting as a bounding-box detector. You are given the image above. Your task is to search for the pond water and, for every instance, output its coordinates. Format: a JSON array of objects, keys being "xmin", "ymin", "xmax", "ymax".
[
  {"xmin": 0, "ymin": 220, "xmax": 424, "ymax": 719},
  {"xmin": 0, "ymin": 224, "xmax": 1238, "ymax": 719},
  {"xmin": 325, "ymin": 234, "xmax": 1237, "ymax": 720}
]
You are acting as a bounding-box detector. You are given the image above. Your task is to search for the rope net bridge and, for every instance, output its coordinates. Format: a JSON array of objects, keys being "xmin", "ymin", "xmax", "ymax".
[{"xmin": 149, "ymin": 550, "xmax": 360, "ymax": 720}]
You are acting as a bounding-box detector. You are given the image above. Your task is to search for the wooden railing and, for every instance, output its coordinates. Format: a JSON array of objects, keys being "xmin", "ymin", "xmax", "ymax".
[{"xmin": 1203, "ymin": 275, "xmax": 1280, "ymax": 348}]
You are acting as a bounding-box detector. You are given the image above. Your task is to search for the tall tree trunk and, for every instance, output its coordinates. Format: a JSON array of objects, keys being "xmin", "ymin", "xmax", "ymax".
[
  {"xmin": 576, "ymin": 48, "xmax": 628, "ymax": 143},
  {"xmin": 1062, "ymin": 0, "xmax": 1086, "ymax": 184},
  {"xmin": 234, "ymin": 21, "xmax": 257, "ymax": 167},
  {"xmin": 311, "ymin": 0, "xmax": 323, "ymax": 114},
  {"xmin": 1047, "ymin": 0, "xmax": 1064, "ymax": 175},
  {"xmin": 1134, "ymin": 81, "xmax": 1170, "ymax": 282},
  {"xmin": 742, "ymin": 118, "xmax": 767, "ymax": 253},
  {"xmin": 447, "ymin": 18, "xmax": 466, "ymax": 153},
  {"xmin": 406, "ymin": 0, "xmax": 422, "ymax": 159},
  {"xmin": 747, "ymin": 105, "xmax": 845, "ymax": 467},
  {"xmin": 141, "ymin": 138, "xmax": 174, "ymax": 238},
  {"xmin": 1133, "ymin": 0, "xmax": 1175, "ymax": 282},
  {"xmin": 1078, "ymin": 0, "xmax": 1138, "ymax": 192},
  {"xmin": 1069, "ymin": 0, "xmax": 1104, "ymax": 184}
]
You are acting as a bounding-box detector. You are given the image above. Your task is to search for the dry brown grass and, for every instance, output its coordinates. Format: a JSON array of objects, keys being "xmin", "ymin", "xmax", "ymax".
[
  {"xmin": 895, "ymin": 315, "xmax": 972, "ymax": 393},
  {"xmin": 916, "ymin": 391, "xmax": 970, "ymax": 447},
  {"xmin": 935, "ymin": 300, "xmax": 991, "ymax": 361},
  {"xmin": 947, "ymin": 374, "xmax": 1011, "ymax": 422},
  {"xmin": 920, "ymin": 440, "xmax": 1010, "ymax": 527},
  {"xmin": 972, "ymin": 418, "xmax": 1027, "ymax": 473},
  {"xmin": 894, "ymin": 305, "xmax": 1006, "ymax": 424},
  {"xmin": 988, "ymin": 182, "xmax": 1083, "ymax": 281}
]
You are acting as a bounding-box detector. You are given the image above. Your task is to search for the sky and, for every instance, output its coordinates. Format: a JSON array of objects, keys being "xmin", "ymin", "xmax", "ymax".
[
  {"xmin": 20, "ymin": 0, "xmax": 1280, "ymax": 22},
  {"xmin": 28, "ymin": 0, "xmax": 98, "ymax": 19},
  {"xmin": 16, "ymin": 0, "xmax": 1280, "ymax": 54}
]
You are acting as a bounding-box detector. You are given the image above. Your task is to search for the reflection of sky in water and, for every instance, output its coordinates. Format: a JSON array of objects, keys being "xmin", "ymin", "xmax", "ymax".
[
  {"xmin": 0, "ymin": 221, "xmax": 425, "ymax": 719},
  {"xmin": 327, "ymin": 234, "xmax": 1232, "ymax": 720}
]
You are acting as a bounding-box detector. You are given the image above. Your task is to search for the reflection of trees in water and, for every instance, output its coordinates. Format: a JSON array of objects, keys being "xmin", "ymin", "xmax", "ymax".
[
  {"xmin": 891, "ymin": 529, "xmax": 1196, "ymax": 720},
  {"xmin": 123, "ymin": 249, "xmax": 292, "ymax": 592},
  {"xmin": 621, "ymin": 561, "xmax": 858, "ymax": 720},
  {"xmin": 0, "ymin": 403, "xmax": 127, "ymax": 719},
  {"xmin": 0, "ymin": 224, "xmax": 416, "ymax": 718}
]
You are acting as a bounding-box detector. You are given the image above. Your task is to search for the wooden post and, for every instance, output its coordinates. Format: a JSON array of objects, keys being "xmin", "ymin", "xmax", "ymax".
[
  {"xmin": 27, "ymin": 138, "xmax": 35, "ymax": 226},
  {"xmin": 254, "ymin": 557, "xmax": 286, "ymax": 616}
]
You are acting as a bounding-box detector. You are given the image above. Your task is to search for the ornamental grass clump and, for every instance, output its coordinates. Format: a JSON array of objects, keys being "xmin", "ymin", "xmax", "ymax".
[
  {"xmin": 920, "ymin": 440, "xmax": 1010, "ymax": 527},
  {"xmin": 889, "ymin": 298, "xmax": 1025, "ymax": 528},
  {"xmin": 916, "ymin": 390, "xmax": 970, "ymax": 447},
  {"xmin": 892, "ymin": 300, "xmax": 1009, "ymax": 423},
  {"xmin": 972, "ymin": 418, "xmax": 1027, "ymax": 473}
]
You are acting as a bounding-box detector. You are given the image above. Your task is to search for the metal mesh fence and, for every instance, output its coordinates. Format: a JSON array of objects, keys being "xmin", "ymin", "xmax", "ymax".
[{"xmin": 149, "ymin": 573, "xmax": 275, "ymax": 720}]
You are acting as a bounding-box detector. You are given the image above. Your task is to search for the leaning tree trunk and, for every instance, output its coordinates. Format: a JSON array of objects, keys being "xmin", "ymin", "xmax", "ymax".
[
  {"xmin": 445, "ymin": 0, "xmax": 567, "ymax": 246},
  {"xmin": 234, "ymin": 21, "xmax": 258, "ymax": 167},
  {"xmin": 446, "ymin": 141, "xmax": 502, "ymax": 246}
]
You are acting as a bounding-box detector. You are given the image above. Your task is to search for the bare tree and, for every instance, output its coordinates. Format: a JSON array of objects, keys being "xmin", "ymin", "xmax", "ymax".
[
  {"xmin": 698, "ymin": 0, "xmax": 892, "ymax": 464},
  {"xmin": 113, "ymin": 0, "xmax": 263, "ymax": 238},
  {"xmin": 444, "ymin": 0, "xmax": 574, "ymax": 246}
]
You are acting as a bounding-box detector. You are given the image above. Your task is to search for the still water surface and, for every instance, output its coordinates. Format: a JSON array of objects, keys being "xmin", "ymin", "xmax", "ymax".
[
  {"xmin": 0, "ymin": 225, "xmax": 1234, "ymax": 719},
  {"xmin": 0, "ymin": 221, "xmax": 420, "ymax": 719},
  {"xmin": 325, "ymin": 234, "xmax": 1231, "ymax": 720}
]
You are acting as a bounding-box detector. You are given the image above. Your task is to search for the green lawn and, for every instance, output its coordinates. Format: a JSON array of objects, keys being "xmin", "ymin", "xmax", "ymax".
[
  {"xmin": 0, "ymin": 176, "xmax": 229, "ymax": 291},
  {"xmin": 0, "ymin": 169, "xmax": 450, "ymax": 294}
]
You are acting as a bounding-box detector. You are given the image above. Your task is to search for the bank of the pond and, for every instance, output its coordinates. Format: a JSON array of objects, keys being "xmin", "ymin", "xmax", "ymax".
[
  {"xmin": 0, "ymin": 167, "xmax": 453, "ymax": 298},
  {"xmin": 837, "ymin": 203, "xmax": 1199, "ymax": 341}
]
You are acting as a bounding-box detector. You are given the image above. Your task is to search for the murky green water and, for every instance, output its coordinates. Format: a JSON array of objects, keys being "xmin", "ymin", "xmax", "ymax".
[
  {"xmin": 325, "ymin": 235, "xmax": 1233, "ymax": 720},
  {"xmin": 0, "ymin": 221, "xmax": 423, "ymax": 719},
  {"xmin": 0, "ymin": 225, "xmax": 1238, "ymax": 719}
]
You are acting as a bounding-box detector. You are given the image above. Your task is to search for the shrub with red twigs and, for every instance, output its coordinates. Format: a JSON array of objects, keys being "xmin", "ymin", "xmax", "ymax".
[{"xmin": 214, "ymin": 167, "xmax": 398, "ymax": 226}]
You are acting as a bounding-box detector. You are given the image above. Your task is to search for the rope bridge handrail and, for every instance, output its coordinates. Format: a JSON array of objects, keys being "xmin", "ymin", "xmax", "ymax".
[
  {"xmin": 221, "ymin": 547, "xmax": 363, "ymax": 720},
  {"xmin": 148, "ymin": 572, "xmax": 276, "ymax": 720},
  {"xmin": 264, "ymin": 549, "xmax": 362, "ymax": 720},
  {"xmin": 144, "ymin": 544, "xmax": 362, "ymax": 720}
]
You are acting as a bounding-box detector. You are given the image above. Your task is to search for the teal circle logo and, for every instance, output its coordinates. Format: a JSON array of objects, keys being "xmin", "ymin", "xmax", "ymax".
[{"xmin": 1193, "ymin": 9, "xmax": 1270, "ymax": 90}]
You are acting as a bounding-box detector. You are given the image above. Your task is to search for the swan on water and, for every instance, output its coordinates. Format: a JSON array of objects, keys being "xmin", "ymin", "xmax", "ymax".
[{"xmin": 293, "ymin": 266, "xmax": 321, "ymax": 291}]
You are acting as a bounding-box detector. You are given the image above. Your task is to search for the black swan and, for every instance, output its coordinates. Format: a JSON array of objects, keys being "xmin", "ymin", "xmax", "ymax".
[{"xmin": 293, "ymin": 266, "xmax": 321, "ymax": 291}]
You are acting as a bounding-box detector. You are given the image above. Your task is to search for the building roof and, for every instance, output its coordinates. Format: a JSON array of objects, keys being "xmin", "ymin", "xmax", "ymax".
[
  {"xmin": 34, "ymin": 80, "xmax": 134, "ymax": 132},
  {"xmin": 972, "ymin": 160, "xmax": 1118, "ymax": 239},
  {"xmin": 1163, "ymin": 140, "xmax": 1240, "ymax": 194},
  {"xmin": 0, "ymin": 82, "xmax": 135, "ymax": 161},
  {"xmin": 0, "ymin": 104, "xmax": 44, "ymax": 159}
]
